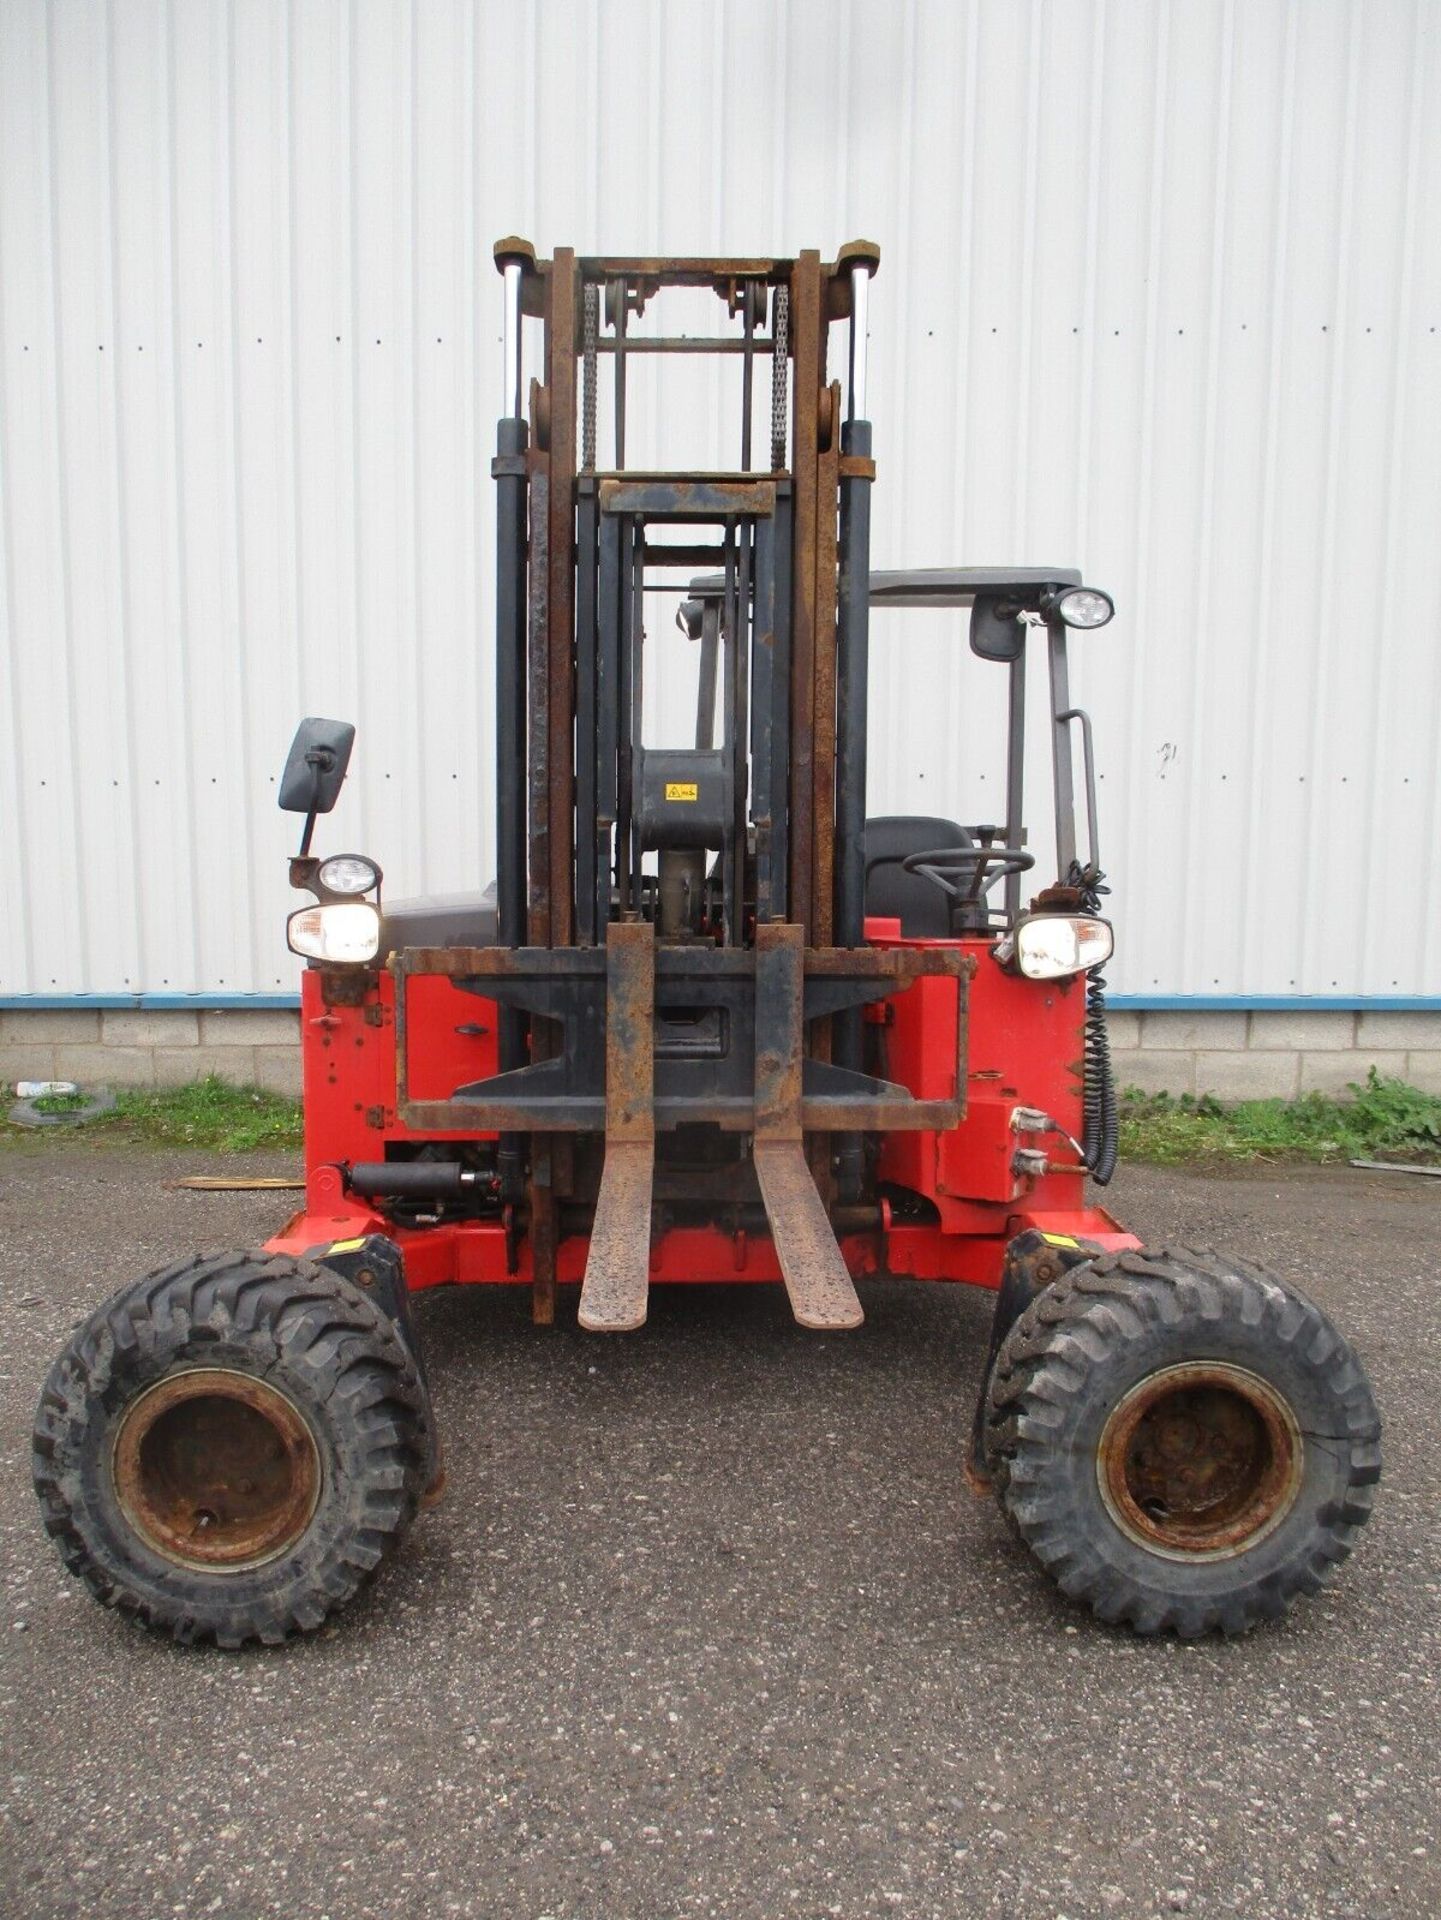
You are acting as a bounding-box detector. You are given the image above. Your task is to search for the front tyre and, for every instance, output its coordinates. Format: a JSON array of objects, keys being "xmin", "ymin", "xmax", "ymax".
[
  {"xmin": 33, "ymin": 1251, "xmax": 433, "ymax": 1647},
  {"xmin": 982, "ymin": 1247, "xmax": 1381, "ymax": 1636}
]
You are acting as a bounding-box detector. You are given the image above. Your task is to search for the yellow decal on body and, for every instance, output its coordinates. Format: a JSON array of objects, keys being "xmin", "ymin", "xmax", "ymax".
[
  {"xmin": 1039, "ymin": 1232, "xmax": 1081, "ymax": 1248},
  {"xmin": 329, "ymin": 1237, "xmax": 368, "ymax": 1255},
  {"xmin": 665, "ymin": 782, "xmax": 699, "ymax": 801}
]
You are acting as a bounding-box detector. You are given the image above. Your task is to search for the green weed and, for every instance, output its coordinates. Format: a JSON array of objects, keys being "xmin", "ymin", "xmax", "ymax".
[
  {"xmin": 1119, "ymin": 1069, "xmax": 1441, "ymax": 1166},
  {"xmin": 2, "ymin": 1075, "xmax": 303, "ymax": 1152},
  {"xmin": 29, "ymin": 1091, "xmax": 90, "ymax": 1114}
]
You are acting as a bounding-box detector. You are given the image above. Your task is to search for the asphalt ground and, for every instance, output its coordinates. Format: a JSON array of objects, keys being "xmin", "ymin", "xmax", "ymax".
[{"xmin": 0, "ymin": 1146, "xmax": 1436, "ymax": 1920}]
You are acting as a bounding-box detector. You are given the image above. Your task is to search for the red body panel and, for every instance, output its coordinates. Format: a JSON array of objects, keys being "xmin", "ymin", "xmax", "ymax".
[{"xmin": 267, "ymin": 929, "xmax": 1138, "ymax": 1292}]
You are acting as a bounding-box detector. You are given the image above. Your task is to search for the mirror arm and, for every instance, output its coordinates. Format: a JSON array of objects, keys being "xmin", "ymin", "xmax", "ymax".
[{"xmin": 295, "ymin": 747, "xmax": 335, "ymax": 858}]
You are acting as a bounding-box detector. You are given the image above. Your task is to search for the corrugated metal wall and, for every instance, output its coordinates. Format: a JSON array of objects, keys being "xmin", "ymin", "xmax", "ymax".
[{"xmin": 2, "ymin": 0, "xmax": 1438, "ymax": 1000}]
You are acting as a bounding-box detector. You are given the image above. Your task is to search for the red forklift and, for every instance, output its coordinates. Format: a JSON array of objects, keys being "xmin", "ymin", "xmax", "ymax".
[{"xmin": 34, "ymin": 242, "xmax": 1379, "ymax": 1646}]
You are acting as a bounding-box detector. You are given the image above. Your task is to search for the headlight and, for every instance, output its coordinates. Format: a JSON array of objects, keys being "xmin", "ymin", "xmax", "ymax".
[
  {"xmin": 1055, "ymin": 587, "xmax": 1114, "ymax": 629},
  {"xmin": 1002, "ymin": 914, "xmax": 1113, "ymax": 980},
  {"xmin": 287, "ymin": 901, "xmax": 381, "ymax": 965},
  {"xmin": 316, "ymin": 853, "xmax": 381, "ymax": 896}
]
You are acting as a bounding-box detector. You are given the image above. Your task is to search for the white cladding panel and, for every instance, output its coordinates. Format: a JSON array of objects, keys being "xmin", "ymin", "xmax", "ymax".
[{"xmin": 1, "ymin": 0, "xmax": 1438, "ymax": 997}]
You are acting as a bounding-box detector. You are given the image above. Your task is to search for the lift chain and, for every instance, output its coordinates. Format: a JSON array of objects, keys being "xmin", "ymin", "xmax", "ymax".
[
  {"xmin": 770, "ymin": 284, "xmax": 789, "ymax": 471},
  {"xmin": 582, "ymin": 281, "xmax": 599, "ymax": 472}
]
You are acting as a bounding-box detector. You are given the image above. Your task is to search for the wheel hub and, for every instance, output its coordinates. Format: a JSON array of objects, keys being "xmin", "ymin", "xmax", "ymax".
[
  {"xmin": 1098, "ymin": 1362, "xmax": 1303, "ymax": 1560},
  {"xmin": 112, "ymin": 1368, "xmax": 321, "ymax": 1572}
]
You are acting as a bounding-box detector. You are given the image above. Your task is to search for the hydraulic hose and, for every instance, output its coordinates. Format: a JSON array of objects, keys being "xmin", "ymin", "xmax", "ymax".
[{"xmin": 1071, "ymin": 863, "xmax": 1119, "ymax": 1186}]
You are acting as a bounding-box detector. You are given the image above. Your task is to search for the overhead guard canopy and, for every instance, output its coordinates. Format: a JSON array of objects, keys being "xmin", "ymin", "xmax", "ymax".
[
  {"xmin": 867, "ymin": 566, "xmax": 1083, "ymax": 606},
  {"xmin": 684, "ymin": 566, "xmax": 1084, "ymax": 609}
]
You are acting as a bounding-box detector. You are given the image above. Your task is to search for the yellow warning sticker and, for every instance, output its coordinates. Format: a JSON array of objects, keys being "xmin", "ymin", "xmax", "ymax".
[
  {"xmin": 665, "ymin": 782, "xmax": 699, "ymax": 801},
  {"xmin": 1040, "ymin": 1232, "xmax": 1081, "ymax": 1248},
  {"xmin": 329, "ymin": 1237, "xmax": 368, "ymax": 1255}
]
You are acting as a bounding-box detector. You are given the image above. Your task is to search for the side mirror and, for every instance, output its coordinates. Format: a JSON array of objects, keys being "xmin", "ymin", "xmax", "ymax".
[
  {"xmin": 278, "ymin": 718, "xmax": 356, "ymax": 815},
  {"xmin": 969, "ymin": 594, "xmax": 1026, "ymax": 663}
]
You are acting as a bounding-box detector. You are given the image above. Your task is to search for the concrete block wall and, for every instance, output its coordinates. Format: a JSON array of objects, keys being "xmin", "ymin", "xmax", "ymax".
[
  {"xmin": 2, "ymin": 1006, "xmax": 1440, "ymax": 1104},
  {"xmin": 1107, "ymin": 1010, "xmax": 1441, "ymax": 1100},
  {"xmin": 0, "ymin": 1009, "xmax": 303, "ymax": 1097}
]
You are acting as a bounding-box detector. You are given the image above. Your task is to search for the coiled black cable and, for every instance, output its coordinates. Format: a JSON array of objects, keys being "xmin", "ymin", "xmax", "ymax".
[{"xmin": 1070, "ymin": 862, "xmax": 1119, "ymax": 1185}]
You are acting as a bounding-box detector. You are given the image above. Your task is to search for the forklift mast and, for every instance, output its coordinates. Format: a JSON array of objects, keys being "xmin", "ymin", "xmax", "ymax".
[
  {"xmin": 492, "ymin": 240, "xmax": 876, "ymax": 955},
  {"xmin": 444, "ymin": 241, "xmax": 971, "ymax": 1332}
]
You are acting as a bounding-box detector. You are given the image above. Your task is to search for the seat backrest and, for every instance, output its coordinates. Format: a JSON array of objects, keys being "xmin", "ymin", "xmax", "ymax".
[{"xmin": 864, "ymin": 816, "xmax": 972, "ymax": 938}]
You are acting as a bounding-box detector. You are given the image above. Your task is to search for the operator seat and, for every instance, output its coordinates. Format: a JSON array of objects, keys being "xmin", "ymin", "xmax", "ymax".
[{"xmin": 864, "ymin": 816, "xmax": 974, "ymax": 938}]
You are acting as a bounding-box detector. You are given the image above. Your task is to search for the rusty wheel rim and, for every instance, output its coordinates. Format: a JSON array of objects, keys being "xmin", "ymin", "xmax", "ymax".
[
  {"xmin": 112, "ymin": 1368, "xmax": 321, "ymax": 1572},
  {"xmin": 1097, "ymin": 1362, "xmax": 1303, "ymax": 1561}
]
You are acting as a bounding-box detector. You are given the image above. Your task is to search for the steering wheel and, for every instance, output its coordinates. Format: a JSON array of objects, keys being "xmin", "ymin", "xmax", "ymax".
[{"xmin": 901, "ymin": 837, "xmax": 1035, "ymax": 904}]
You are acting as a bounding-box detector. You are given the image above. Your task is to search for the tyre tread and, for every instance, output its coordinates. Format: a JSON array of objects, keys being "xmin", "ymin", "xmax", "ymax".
[
  {"xmin": 982, "ymin": 1246, "xmax": 1381, "ymax": 1636},
  {"xmin": 32, "ymin": 1250, "xmax": 432, "ymax": 1649}
]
